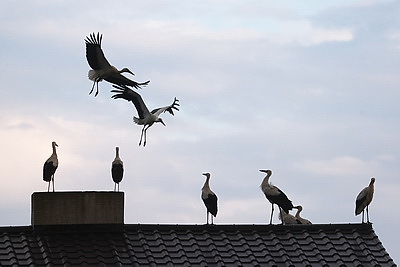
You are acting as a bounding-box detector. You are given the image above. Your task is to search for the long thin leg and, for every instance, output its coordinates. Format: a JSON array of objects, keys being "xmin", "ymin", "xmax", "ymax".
[
  {"xmin": 270, "ymin": 204, "xmax": 274, "ymax": 224},
  {"xmin": 89, "ymin": 81, "xmax": 96, "ymax": 95},
  {"xmin": 366, "ymin": 206, "xmax": 370, "ymax": 223},
  {"xmin": 95, "ymin": 82, "xmax": 99, "ymax": 97},
  {"xmin": 361, "ymin": 210, "xmax": 365, "ymax": 223},
  {"xmin": 52, "ymin": 176, "xmax": 55, "ymax": 192},
  {"xmin": 139, "ymin": 126, "xmax": 146, "ymax": 146},
  {"xmin": 206, "ymin": 212, "xmax": 209, "ymax": 224},
  {"xmin": 278, "ymin": 207, "xmax": 284, "ymax": 225},
  {"xmin": 211, "ymin": 215, "xmax": 214, "ymax": 225},
  {"xmin": 117, "ymin": 183, "xmax": 120, "ymax": 192},
  {"xmin": 47, "ymin": 181, "xmax": 50, "ymax": 192},
  {"xmin": 143, "ymin": 125, "xmax": 151, "ymax": 147}
]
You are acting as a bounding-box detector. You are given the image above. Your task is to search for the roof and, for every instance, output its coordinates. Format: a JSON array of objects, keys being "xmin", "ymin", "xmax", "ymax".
[{"xmin": 0, "ymin": 223, "xmax": 396, "ymax": 266}]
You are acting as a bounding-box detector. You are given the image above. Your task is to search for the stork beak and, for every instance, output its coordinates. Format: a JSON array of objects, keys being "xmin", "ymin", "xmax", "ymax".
[
  {"xmin": 127, "ymin": 69, "xmax": 135, "ymax": 76},
  {"xmin": 159, "ymin": 119, "xmax": 166, "ymax": 126}
]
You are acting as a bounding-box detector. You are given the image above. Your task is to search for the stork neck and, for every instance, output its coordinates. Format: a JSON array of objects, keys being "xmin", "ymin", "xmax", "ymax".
[
  {"xmin": 115, "ymin": 147, "xmax": 120, "ymax": 159},
  {"xmin": 202, "ymin": 177, "xmax": 211, "ymax": 190},
  {"xmin": 52, "ymin": 143, "xmax": 57, "ymax": 155}
]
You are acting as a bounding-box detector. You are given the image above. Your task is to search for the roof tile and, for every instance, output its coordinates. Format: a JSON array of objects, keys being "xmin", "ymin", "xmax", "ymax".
[{"xmin": 0, "ymin": 224, "xmax": 396, "ymax": 266}]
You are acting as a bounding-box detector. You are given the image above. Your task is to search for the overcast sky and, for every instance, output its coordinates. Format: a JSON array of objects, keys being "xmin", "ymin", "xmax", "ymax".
[{"xmin": 0, "ymin": 0, "xmax": 399, "ymax": 262}]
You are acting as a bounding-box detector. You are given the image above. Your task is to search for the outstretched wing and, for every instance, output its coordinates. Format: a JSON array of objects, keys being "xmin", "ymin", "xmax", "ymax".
[
  {"xmin": 151, "ymin": 97, "xmax": 180, "ymax": 116},
  {"xmin": 85, "ymin": 32, "xmax": 112, "ymax": 70},
  {"xmin": 111, "ymin": 85, "xmax": 150, "ymax": 119},
  {"xmin": 106, "ymin": 76, "xmax": 150, "ymax": 90}
]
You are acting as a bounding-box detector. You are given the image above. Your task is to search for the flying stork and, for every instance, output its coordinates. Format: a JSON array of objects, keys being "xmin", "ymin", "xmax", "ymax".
[
  {"xmin": 111, "ymin": 146, "xmax": 124, "ymax": 192},
  {"xmin": 43, "ymin": 141, "xmax": 58, "ymax": 192},
  {"xmin": 259, "ymin": 169, "xmax": 293, "ymax": 224},
  {"xmin": 111, "ymin": 85, "xmax": 180, "ymax": 147},
  {"xmin": 355, "ymin": 177, "xmax": 376, "ymax": 223},
  {"xmin": 293, "ymin": 205, "xmax": 312, "ymax": 224},
  {"xmin": 201, "ymin": 173, "xmax": 218, "ymax": 225},
  {"xmin": 85, "ymin": 32, "xmax": 150, "ymax": 96}
]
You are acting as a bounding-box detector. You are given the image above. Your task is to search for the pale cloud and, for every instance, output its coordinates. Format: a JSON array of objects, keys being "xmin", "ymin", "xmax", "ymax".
[{"xmin": 294, "ymin": 156, "xmax": 380, "ymax": 176}]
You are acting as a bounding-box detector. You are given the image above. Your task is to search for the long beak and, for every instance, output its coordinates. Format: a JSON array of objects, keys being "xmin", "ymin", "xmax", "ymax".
[
  {"xmin": 127, "ymin": 69, "xmax": 135, "ymax": 76},
  {"xmin": 161, "ymin": 120, "xmax": 166, "ymax": 126}
]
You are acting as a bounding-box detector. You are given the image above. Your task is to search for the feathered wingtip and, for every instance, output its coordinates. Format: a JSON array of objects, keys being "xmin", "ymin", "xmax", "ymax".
[
  {"xmin": 85, "ymin": 32, "xmax": 102, "ymax": 45},
  {"xmin": 135, "ymin": 80, "xmax": 150, "ymax": 88},
  {"xmin": 165, "ymin": 98, "xmax": 180, "ymax": 115},
  {"xmin": 111, "ymin": 85, "xmax": 128, "ymax": 100}
]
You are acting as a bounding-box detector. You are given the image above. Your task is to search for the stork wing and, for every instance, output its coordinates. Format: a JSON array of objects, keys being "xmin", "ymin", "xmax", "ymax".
[
  {"xmin": 105, "ymin": 75, "xmax": 150, "ymax": 90},
  {"xmin": 85, "ymin": 32, "xmax": 112, "ymax": 70},
  {"xmin": 151, "ymin": 97, "xmax": 180, "ymax": 116},
  {"xmin": 111, "ymin": 85, "xmax": 150, "ymax": 119}
]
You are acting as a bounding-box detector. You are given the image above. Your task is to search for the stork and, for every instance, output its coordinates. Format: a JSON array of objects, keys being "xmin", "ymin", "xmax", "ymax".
[
  {"xmin": 294, "ymin": 205, "xmax": 312, "ymax": 224},
  {"xmin": 111, "ymin": 146, "xmax": 124, "ymax": 192},
  {"xmin": 201, "ymin": 173, "xmax": 218, "ymax": 225},
  {"xmin": 355, "ymin": 177, "xmax": 376, "ymax": 223},
  {"xmin": 85, "ymin": 32, "xmax": 150, "ymax": 96},
  {"xmin": 259, "ymin": 169, "xmax": 293, "ymax": 224},
  {"xmin": 279, "ymin": 210, "xmax": 301, "ymax": 225},
  {"xmin": 111, "ymin": 85, "xmax": 180, "ymax": 146},
  {"xmin": 43, "ymin": 141, "xmax": 58, "ymax": 192}
]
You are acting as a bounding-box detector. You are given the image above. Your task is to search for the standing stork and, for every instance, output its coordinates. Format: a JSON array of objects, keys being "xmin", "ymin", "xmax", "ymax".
[
  {"xmin": 111, "ymin": 85, "xmax": 180, "ymax": 146},
  {"xmin": 43, "ymin": 141, "xmax": 58, "ymax": 192},
  {"xmin": 85, "ymin": 32, "xmax": 150, "ymax": 96},
  {"xmin": 201, "ymin": 173, "xmax": 218, "ymax": 225},
  {"xmin": 294, "ymin": 205, "xmax": 312, "ymax": 224},
  {"xmin": 111, "ymin": 146, "xmax": 124, "ymax": 192},
  {"xmin": 259, "ymin": 169, "xmax": 293, "ymax": 224},
  {"xmin": 355, "ymin": 177, "xmax": 376, "ymax": 223}
]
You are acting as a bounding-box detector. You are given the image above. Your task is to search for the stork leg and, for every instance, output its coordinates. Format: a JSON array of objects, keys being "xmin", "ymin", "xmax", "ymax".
[
  {"xmin": 270, "ymin": 204, "xmax": 274, "ymax": 224},
  {"xmin": 139, "ymin": 125, "xmax": 151, "ymax": 147},
  {"xmin": 366, "ymin": 206, "xmax": 370, "ymax": 223},
  {"xmin": 89, "ymin": 81, "xmax": 96, "ymax": 95},
  {"xmin": 206, "ymin": 212, "xmax": 209, "ymax": 225},
  {"xmin": 211, "ymin": 215, "xmax": 214, "ymax": 225},
  {"xmin": 52, "ymin": 176, "xmax": 55, "ymax": 192},
  {"xmin": 114, "ymin": 183, "xmax": 116, "ymax": 192},
  {"xmin": 139, "ymin": 125, "xmax": 146, "ymax": 146},
  {"xmin": 47, "ymin": 181, "xmax": 50, "ymax": 192},
  {"xmin": 278, "ymin": 207, "xmax": 284, "ymax": 225},
  {"xmin": 94, "ymin": 82, "xmax": 99, "ymax": 97},
  {"xmin": 117, "ymin": 183, "xmax": 120, "ymax": 192}
]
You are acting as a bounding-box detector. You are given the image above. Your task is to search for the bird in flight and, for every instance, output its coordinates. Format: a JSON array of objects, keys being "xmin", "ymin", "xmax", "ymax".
[
  {"xmin": 85, "ymin": 32, "xmax": 150, "ymax": 96},
  {"xmin": 111, "ymin": 85, "xmax": 179, "ymax": 146}
]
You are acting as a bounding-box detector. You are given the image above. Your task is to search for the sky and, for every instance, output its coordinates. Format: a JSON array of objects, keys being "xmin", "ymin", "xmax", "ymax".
[{"xmin": 0, "ymin": 0, "xmax": 399, "ymax": 262}]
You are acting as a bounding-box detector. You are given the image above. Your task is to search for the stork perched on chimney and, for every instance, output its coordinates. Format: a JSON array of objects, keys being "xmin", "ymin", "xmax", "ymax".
[
  {"xmin": 43, "ymin": 141, "xmax": 58, "ymax": 192},
  {"xmin": 111, "ymin": 146, "xmax": 124, "ymax": 192}
]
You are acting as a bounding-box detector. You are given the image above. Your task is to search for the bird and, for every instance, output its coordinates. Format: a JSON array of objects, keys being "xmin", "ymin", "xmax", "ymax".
[
  {"xmin": 293, "ymin": 205, "xmax": 312, "ymax": 224},
  {"xmin": 355, "ymin": 177, "xmax": 376, "ymax": 223},
  {"xmin": 259, "ymin": 169, "xmax": 293, "ymax": 224},
  {"xmin": 111, "ymin": 146, "xmax": 124, "ymax": 192},
  {"xmin": 111, "ymin": 85, "xmax": 180, "ymax": 146},
  {"xmin": 85, "ymin": 32, "xmax": 150, "ymax": 96},
  {"xmin": 279, "ymin": 210, "xmax": 301, "ymax": 225},
  {"xmin": 201, "ymin": 173, "xmax": 218, "ymax": 225},
  {"xmin": 43, "ymin": 141, "xmax": 58, "ymax": 192}
]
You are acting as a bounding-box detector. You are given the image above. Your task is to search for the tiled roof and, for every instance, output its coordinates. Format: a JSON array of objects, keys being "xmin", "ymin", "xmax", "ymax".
[{"xmin": 0, "ymin": 223, "xmax": 396, "ymax": 266}]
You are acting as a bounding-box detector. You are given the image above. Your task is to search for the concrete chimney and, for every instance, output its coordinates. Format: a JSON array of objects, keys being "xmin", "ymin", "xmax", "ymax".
[{"xmin": 31, "ymin": 191, "xmax": 124, "ymax": 226}]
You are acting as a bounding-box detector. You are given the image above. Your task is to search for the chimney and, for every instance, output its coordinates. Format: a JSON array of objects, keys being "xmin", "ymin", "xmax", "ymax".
[{"xmin": 31, "ymin": 191, "xmax": 124, "ymax": 226}]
